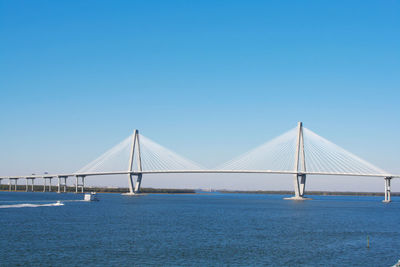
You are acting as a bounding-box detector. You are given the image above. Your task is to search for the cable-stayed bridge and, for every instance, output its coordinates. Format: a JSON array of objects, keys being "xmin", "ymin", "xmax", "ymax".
[{"xmin": 1, "ymin": 122, "xmax": 398, "ymax": 202}]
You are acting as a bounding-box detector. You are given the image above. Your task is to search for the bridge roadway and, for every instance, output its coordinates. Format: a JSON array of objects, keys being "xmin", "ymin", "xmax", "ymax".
[{"xmin": 1, "ymin": 170, "xmax": 399, "ymax": 179}]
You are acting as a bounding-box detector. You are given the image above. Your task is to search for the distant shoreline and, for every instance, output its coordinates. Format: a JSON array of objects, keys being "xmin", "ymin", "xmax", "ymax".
[
  {"xmin": 0, "ymin": 185, "xmax": 396, "ymax": 196},
  {"xmin": 0, "ymin": 185, "xmax": 195, "ymax": 194},
  {"xmin": 218, "ymin": 190, "xmax": 399, "ymax": 197}
]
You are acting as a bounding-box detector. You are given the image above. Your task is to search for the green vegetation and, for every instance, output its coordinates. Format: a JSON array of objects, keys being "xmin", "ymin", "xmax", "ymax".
[
  {"xmin": 87, "ymin": 187, "xmax": 195, "ymax": 194},
  {"xmin": 0, "ymin": 184, "xmax": 396, "ymax": 196},
  {"xmin": 0, "ymin": 184, "xmax": 195, "ymax": 194}
]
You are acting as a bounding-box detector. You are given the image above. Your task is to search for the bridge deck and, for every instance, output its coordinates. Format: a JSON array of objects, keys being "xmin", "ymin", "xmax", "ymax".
[{"xmin": 1, "ymin": 170, "xmax": 399, "ymax": 179}]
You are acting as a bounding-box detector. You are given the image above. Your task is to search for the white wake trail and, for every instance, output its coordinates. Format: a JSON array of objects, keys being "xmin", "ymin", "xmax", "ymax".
[{"xmin": 0, "ymin": 202, "xmax": 64, "ymax": 209}]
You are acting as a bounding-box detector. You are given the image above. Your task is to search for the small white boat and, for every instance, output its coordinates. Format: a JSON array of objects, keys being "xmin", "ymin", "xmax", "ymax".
[{"xmin": 84, "ymin": 192, "xmax": 98, "ymax": 201}]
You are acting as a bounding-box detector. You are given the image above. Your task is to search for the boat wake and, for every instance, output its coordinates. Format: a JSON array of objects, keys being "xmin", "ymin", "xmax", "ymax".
[{"xmin": 0, "ymin": 201, "xmax": 64, "ymax": 209}]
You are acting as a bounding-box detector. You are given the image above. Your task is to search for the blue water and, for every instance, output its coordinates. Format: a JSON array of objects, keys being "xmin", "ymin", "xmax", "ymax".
[{"xmin": 0, "ymin": 192, "xmax": 399, "ymax": 266}]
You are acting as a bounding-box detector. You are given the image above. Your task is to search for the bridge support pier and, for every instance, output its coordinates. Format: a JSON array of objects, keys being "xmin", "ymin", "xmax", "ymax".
[
  {"xmin": 58, "ymin": 176, "xmax": 67, "ymax": 193},
  {"xmin": 48, "ymin": 178, "xmax": 52, "ymax": 192},
  {"xmin": 293, "ymin": 173, "xmax": 300, "ymax": 197},
  {"xmin": 8, "ymin": 178, "xmax": 18, "ymax": 191},
  {"xmin": 285, "ymin": 174, "xmax": 308, "ymax": 200},
  {"xmin": 43, "ymin": 177, "xmax": 53, "ymax": 192},
  {"xmin": 128, "ymin": 174, "xmax": 135, "ymax": 194},
  {"xmin": 134, "ymin": 174, "xmax": 142, "ymax": 193},
  {"xmin": 299, "ymin": 174, "xmax": 307, "ymax": 197},
  {"xmin": 75, "ymin": 176, "xmax": 85, "ymax": 193},
  {"xmin": 25, "ymin": 178, "xmax": 34, "ymax": 192},
  {"xmin": 12, "ymin": 179, "xmax": 18, "ymax": 191},
  {"xmin": 383, "ymin": 177, "xmax": 392, "ymax": 203},
  {"xmin": 43, "ymin": 177, "xmax": 52, "ymax": 192},
  {"xmin": 124, "ymin": 174, "xmax": 143, "ymax": 195}
]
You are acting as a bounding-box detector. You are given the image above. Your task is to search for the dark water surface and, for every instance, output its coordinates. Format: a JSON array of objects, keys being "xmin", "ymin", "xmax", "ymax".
[{"xmin": 0, "ymin": 192, "xmax": 399, "ymax": 266}]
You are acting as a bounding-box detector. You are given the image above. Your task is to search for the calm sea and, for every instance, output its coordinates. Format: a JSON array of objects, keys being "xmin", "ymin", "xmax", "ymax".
[{"xmin": 0, "ymin": 192, "xmax": 399, "ymax": 266}]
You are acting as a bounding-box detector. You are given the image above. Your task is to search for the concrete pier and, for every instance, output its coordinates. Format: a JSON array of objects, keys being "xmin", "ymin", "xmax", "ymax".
[
  {"xmin": 74, "ymin": 176, "xmax": 85, "ymax": 193},
  {"xmin": 57, "ymin": 176, "xmax": 68, "ymax": 193},
  {"xmin": 25, "ymin": 178, "xmax": 35, "ymax": 192},
  {"xmin": 9, "ymin": 178, "xmax": 18, "ymax": 191},
  {"xmin": 383, "ymin": 177, "xmax": 392, "ymax": 203},
  {"xmin": 43, "ymin": 177, "xmax": 53, "ymax": 192},
  {"xmin": 48, "ymin": 178, "xmax": 52, "ymax": 192},
  {"xmin": 134, "ymin": 174, "xmax": 143, "ymax": 193}
]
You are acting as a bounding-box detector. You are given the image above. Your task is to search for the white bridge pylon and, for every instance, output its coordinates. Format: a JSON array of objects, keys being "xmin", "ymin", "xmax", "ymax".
[{"xmin": 72, "ymin": 122, "xmax": 398, "ymax": 200}]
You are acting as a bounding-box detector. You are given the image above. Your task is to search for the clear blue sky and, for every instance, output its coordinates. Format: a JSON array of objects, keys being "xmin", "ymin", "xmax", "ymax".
[{"xmin": 0, "ymin": 1, "xmax": 399, "ymax": 191}]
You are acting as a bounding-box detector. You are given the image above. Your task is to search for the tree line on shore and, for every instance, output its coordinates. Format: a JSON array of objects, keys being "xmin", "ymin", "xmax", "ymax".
[{"xmin": 0, "ymin": 184, "xmax": 396, "ymax": 196}]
